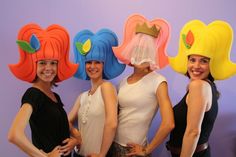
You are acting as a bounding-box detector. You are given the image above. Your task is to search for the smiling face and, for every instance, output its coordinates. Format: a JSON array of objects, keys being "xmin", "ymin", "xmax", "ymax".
[
  {"xmin": 187, "ymin": 54, "xmax": 210, "ymax": 80},
  {"xmin": 36, "ymin": 59, "xmax": 58, "ymax": 83},
  {"xmin": 85, "ymin": 60, "xmax": 104, "ymax": 80}
]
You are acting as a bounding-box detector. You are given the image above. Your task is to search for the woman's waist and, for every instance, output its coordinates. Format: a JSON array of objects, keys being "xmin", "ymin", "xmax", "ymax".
[{"xmin": 114, "ymin": 130, "xmax": 148, "ymax": 146}]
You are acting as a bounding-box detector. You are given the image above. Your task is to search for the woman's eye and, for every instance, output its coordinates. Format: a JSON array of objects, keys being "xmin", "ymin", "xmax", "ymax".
[
  {"xmin": 38, "ymin": 61, "xmax": 46, "ymax": 65},
  {"xmin": 51, "ymin": 61, "xmax": 58, "ymax": 65},
  {"xmin": 95, "ymin": 61, "xmax": 102, "ymax": 64},
  {"xmin": 188, "ymin": 58, "xmax": 195, "ymax": 63},
  {"xmin": 201, "ymin": 59, "xmax": 209, "ymax": 64}
]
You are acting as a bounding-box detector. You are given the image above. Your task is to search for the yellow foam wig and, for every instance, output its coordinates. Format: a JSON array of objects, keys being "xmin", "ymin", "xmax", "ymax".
[{"xmin": 169, "ymin": 20, "xmax": 236, "ymax": 80}]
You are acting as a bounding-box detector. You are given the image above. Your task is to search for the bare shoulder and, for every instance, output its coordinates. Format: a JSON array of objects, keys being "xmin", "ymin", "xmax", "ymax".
[
  {"xmin": 101, "ymin": 82, "xmax": 118, "ymax": 106},
  {"xmin": 73, "ymin": 93, "xmax": 83, "ymax": 107},
  {"xmin": 76, "ymin": 93, "xmax": 82, "ymax": 102},
  {"xmin": 101, "ymin": 81, "xmax": 116, "ymax": 91},
  {"xmin": 188, "ymin": 80, "xmax": 211, "ymax": 91}
]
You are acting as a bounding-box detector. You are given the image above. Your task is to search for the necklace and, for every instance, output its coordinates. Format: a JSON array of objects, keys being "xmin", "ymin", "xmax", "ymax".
[
  {"xmin": 88, "ymin": 84, "xmax": 100, "ymax": 95},
  {"xmin": 81, "ymin": 82, "xmax": 103, "ymax": 124},
  {"xmin": 81, "ymin": 94, "xmax": 92, "ymax": 124}
]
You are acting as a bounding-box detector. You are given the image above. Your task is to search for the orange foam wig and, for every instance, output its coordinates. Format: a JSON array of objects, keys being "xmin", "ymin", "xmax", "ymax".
[
  {"xmin": 9, "ymin": 24, "xmax": 78, "ymax": 82},
  {"xmin": 113, "ymin": 14, "xmax": 171, "ymax": 69}
]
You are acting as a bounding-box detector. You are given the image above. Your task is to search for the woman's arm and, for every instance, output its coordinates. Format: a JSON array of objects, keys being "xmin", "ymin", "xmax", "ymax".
[
  {"xmin": 89, "ymin": 82, "xmax": 118, "ymax": 157},
  {"xmin": 8, "ymin": 103, "xmax": 60, "ymax": 157},
  {"xmin": 146, "ymin": 81, "xmax": 175, "ymax": 153},
  {"xmin": 126, "ymin": 81, "xmax": 175, "ymax": 156},
  {"xmin": 68, "ymin": 94, "xmax": 82, "ymax": 140},
  {"xmin": 68, "ymin": 94, "xmax": 81, "ymax": 125},
  {"xmin": 60, "ymin": 95, "xmax": 82, "ymax": 155},
  {"xmin": 180, "ymin": 80, "xmax": 211, "ymax": 157},
  {"xmin": 68, "ymin": 95, "xmax": 82, "ymax": 141}
]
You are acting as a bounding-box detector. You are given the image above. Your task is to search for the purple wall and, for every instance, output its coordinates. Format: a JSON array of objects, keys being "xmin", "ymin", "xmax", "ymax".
[{"xmin": 1, "ymin": 0, "xmax": 236, "ymax": 156}]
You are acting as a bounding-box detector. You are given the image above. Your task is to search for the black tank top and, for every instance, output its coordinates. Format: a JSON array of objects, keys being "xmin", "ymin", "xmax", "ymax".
[{"xmin": 169, "ymin": 81, "xmax": 218, "ymax": 147}]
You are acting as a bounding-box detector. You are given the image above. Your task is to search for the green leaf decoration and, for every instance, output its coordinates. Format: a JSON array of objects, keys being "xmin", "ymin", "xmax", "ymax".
[
  {"xmin": 182, "ymin": 34, "xmax": 190, "ymax": 49},
  {"xmin": 16, "ymin": 40, "xmax": 36, "ymax": 53},
  {"xmin": 76, "ymin": 42, "xmax": 87, "ymax": 55}
]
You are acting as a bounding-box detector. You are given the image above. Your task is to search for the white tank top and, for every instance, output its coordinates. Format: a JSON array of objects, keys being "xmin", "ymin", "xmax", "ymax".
[{"xmin": 78, "ymin": 86, "xmax": 105, "ymax": 156}]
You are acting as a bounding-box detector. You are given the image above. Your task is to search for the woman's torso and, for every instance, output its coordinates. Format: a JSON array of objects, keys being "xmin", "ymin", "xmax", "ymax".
[
  {"xmin": 78, "ymin": 86, "xmax": 105, "ymax": 156},
  {"xmin": 22, "ymin": 87, "xmax": 70, "ymax": 156},
  {"xmin": 115, "ymin": 71, "xmax": 166, "ymax": 146}
]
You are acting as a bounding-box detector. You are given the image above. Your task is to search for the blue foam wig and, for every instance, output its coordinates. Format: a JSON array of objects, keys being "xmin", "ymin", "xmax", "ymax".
[{"xmin": 73, "ymin": 29, "xmax": 126, "ymax": 80}]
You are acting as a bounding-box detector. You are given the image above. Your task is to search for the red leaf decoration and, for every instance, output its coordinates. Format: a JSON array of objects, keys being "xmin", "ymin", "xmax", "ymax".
[{"xmin": 186, "ymin": 30, "xmax": 194, "ymax": 46}]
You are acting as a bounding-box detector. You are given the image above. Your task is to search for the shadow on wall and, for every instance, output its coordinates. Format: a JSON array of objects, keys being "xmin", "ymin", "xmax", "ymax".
[
  {"xmin": 232, "ymin": 132, "xmax": 236, "ymax": 155},
  {"xmin": 210, "ymin": 113, "xmax": 236, "ymax": 157}
]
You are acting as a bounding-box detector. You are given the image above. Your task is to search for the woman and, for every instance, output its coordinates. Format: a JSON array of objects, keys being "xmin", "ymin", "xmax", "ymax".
[
  {"xmin": 8, "ymin": 24, "xmax": 79, "ymax": 157},
  {"xmin": 109, "ymin": 14, "xmax": 175, "ymax": 156},
  {"xmin": 68, "ymin": 28, "xmax": 126, "ymax": 157},
  {"xmin": 167, "ymin": 20, "xmax": 236, "ymax": 157}
]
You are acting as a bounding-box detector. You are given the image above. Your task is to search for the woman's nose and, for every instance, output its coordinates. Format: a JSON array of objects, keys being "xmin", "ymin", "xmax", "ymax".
[
  {"xmin": 45, "ymin": 63, "xmax": 53, "ymax": 69},
  {"xmin": 90, "ymin": 62, "xmax": 95, "ymax": 68},
  {"xmin": 193, "ymin": 61, "xmax": 200, "ymax": 68}
]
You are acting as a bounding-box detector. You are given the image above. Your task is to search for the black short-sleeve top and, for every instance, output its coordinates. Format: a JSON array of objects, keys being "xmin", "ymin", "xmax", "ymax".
[{"xmin": 21, "ymin": 87, "xmax": 70, "ymax": 156}]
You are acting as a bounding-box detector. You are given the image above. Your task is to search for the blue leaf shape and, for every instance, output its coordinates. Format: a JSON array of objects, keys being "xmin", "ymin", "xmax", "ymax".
[{"xmin": 30, "ymin": 34, "xmax": 40, "ymax": 51}]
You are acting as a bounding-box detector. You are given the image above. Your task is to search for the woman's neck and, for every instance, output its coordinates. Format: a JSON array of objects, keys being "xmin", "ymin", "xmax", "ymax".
[
  {"xmin": 33, "ymin": 80, "xmax": 52, "ymax": 93},
  {"xmin": 89, "ymin": 78, "xmax": 104, "ymax": 95},
  {"xmin": 132, "ymin": 67, "xmax": 152, "ymax": 77},
  {"xmin": 127, "ymin": 68, "xmax": 152, "ymax": 84},
  {"xmin": 33, "ymin": 80, "xmax": 58, "ymax": 102}
]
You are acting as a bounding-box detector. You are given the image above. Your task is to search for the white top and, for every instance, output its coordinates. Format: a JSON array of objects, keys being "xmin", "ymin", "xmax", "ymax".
[
  {"xmin": 78, "ymin": 86, "xmax": 105, "ymax": 156},
  {"xmin": 114, "ymin": 71, "xmax": 166, "ymax": 146}
]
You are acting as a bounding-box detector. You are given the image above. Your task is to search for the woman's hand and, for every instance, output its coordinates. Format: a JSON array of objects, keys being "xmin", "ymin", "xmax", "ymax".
[
  {"xmin": 126, "ymin": 143, "xmax": 147, "ymax": 156},
  {"xmin": 60, "ymin": 137, "xmax": 81, "ymax": 156},
  {"xmin": 87, "ymin": 153, "xmax": 102, "ymax": 157},
  {"xmin": 47, "ymin": 146, "xmax": 62, "ymax": 157}
]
